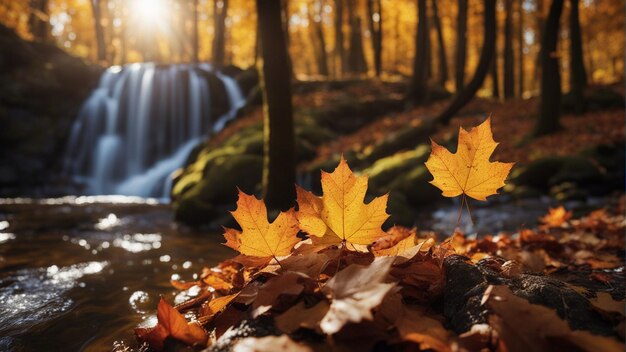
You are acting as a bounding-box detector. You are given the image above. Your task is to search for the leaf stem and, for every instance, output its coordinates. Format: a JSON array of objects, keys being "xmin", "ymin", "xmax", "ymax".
[
  {"xmin": 465, "ymin": 196, "xmax": 474, "ymax": 226},
  {"xmin": 272, "ymin": 255, "xmax": 284, "ymax": 270},
  {"xmin": 456, "ymin": 195, "xmax": 465, "ymax": 228}
]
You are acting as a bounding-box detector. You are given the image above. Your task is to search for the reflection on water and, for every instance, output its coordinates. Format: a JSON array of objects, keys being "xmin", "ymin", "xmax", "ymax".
[{"xmin": 0, "ymin": 196, "xmax": 232, "ymax": 351}]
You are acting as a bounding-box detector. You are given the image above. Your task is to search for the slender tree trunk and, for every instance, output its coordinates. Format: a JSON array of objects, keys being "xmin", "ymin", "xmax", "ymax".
[
  {"xmin": 517, "ymin": 0, "xmax": 525, "ymax": 97},
  {"xmin": 435, "ymin": 0, "xmax": 497, "ymax": 125},
  {"xmin": 367, "ymin": 0, "xmax": 383, "ymax": 77},
  {"xmin": 257, "ymin": 0, "xmax": 296, "ymax": 210},
  {"xmin": 91, "ymin": 0, "xmax": 107, "ymax": 62},
  {"xmin": 532, "ymin": 0, "xmax": 545, "ymax": 91},
  {"xmin": 29, "ymin": 0, "xmax": 50, "ymax": 42},
  {"xmin": 281, "ymin": 0, "xmax": 295, "ymax": 79},
  {"xmin": 431, "ymin": 0, "xmax": 448, "ymax": 87},
  {"xmin": 569, "ymin": 0, "xmax": 587, "ymax": 114},
  {"xmin": 334, "ymin": 0, "xmax": 346, "ymax": 76},
  {"xmin": 192, "ymin": 0, "xmax": 199, "ymax": 63},
  {"xmin": 212, "ymin": 0, "xmax": 228, "ymax": 67},
  {"xmin": 504, "ymin": 0, "xmax": 515, "ymax": 99},
  {"xmin": 346, "ymin": 0, "xmax": 367, "ymax": 74},
  {"xmin": 309, "ymin": 2, "xmax": 329, "ymax": 76},
  {"xmin": 491, "ymin": 52, "xmax": 500, "ymax": 99},
  {"xmin": 455, "ymin": 0, "xmax": 468, "ymax": 91},
  {"xmin": 405, "ymin": 0, "xmax": 430, "ymax": 107},
  {"xmin": 534, "ymin": 0, "xmax": 564, "ymax": 136}
]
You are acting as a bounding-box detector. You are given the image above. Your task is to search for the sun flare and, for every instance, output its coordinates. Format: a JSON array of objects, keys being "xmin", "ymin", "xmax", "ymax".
[{"xmin": 131, "ymin": 0, "xmax": 168, "ymax": 27}]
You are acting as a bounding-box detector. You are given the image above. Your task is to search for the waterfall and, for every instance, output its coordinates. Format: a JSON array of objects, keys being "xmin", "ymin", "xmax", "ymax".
[{"xmin": 64, "ymin": 63, "xmax": 246, "ymax": 199}]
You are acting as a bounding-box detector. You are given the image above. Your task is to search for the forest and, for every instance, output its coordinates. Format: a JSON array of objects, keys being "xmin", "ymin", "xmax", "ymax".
[{"xmin": 0, "ymin": 0, "xmax": 624, "ymax": 351}]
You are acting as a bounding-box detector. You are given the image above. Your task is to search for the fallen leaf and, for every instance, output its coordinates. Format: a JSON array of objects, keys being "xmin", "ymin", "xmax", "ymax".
[
  {"xmin": 251, "ymin": 271, "xmax": 308, "ymax": 317},
  {"xmin": 371, "ymin": 226, "xmax": 418, "ymax": 256},
  {"xmin": 136, "ymin": 297, "xmax": 207, "ymax": 351},
  {"xmin": 425, "ymin": 117, "xmax": 514, "ymax": 201},
  {"xmin": 320, "ymin": 256, "xmax": 396, "ymax": 334},
  {"xmin": 485, "ymin": 285, "xmax": 624, "ymax": 352},
  {"xmin": 540, "ymin": 206, "xmax": 572, "ymax": 228},
  {"xmin": 396, "ymin": 306, "xmax": 454, "ymax": 352},
  {"xmin": 224, "ymin": 191, "xmax": 300, "ymax": 258},
  {"xmin": 233, "ymin": 335, "xmax": 313, "ymax": 352},
  {"xmin": 295, "ymin": 157, "xmax": 389, "ymax": 247},
  {"xmin": 275, "ymin": 300, "xmax": 331, "ymax": 333},
  {"xmin": 589, "ymin": 292, "xmax": 625, "ymax": 316},
  {"xmin": 198, "ymin": 293, "xmax": 239, "ymax": 324}
]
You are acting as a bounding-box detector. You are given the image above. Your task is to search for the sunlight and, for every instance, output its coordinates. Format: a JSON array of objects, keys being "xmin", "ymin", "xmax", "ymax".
[{"xmin": 131, "ymin": 0, "xmax": 168, "ymax": 27}]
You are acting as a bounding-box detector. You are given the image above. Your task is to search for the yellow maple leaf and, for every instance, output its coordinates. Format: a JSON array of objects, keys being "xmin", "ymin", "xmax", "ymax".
[
  {"xmin": 424, "ymin": 117, "xmax": 514, "ymax": 201},
  {"xmin": 223, "ymin": 190, "xmax": 300, "ymax": 258},
  {"xmin": 296, "ymin": 157, "xmax": 389, "ymax": 246}
]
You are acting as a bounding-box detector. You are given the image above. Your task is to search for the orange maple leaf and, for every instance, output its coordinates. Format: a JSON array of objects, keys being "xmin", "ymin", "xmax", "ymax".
[
  {"xmin": 425, "ymin": 117, "xmax": 514, "ymax": 201},
  {"xmin": 296, "ymin": 157, "xmax": 389, "ymax": 247},
  {"xmin": 135, "ymin": 297, "xmax": 207, "ymax": 351},
  {"xmin": 223, "ymin": 190, "xmax": 300, "ymax": 259}
]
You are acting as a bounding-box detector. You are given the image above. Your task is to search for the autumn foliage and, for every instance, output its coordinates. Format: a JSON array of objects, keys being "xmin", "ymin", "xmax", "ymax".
[{"xmin": 135, "ymin": 118, "xmax": 624, "ymax": 351}]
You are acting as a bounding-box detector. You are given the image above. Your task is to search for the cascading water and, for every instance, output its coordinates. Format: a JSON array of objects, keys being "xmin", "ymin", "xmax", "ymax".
[{"xmin": 64, "ymin": 63, "xmax": 245, "ymax": 199}]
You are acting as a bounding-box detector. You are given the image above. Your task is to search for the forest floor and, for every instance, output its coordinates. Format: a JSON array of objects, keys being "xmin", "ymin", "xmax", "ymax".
[{"xmin": 127, "ymin": 80, "xmax": 626, "ymax": 351}]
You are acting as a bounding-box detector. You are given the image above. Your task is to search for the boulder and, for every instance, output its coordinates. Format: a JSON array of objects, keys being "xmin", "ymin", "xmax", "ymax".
[
  {"xmin": 386, "ymin": 165, "xmax": 442, "ymax": 208},
  {"xmin": 364, "ymin": 145, "xmax": 430, "ymax": 192}
]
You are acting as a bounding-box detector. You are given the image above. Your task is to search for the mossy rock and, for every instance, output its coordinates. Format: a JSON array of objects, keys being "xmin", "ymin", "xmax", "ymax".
[
  {"xmin": 364, "ymin": 145, "xmax": 430, "ymax": 192},
  {"xmin": 364, "ymin": 120, "xmax": 436, "ymax": 163},
  {"xmin": 385, "ymin": 192, "xmax": 416, "ymax": 227},
  {"xmin": 174, "ymin": 190, "xmax": 218, "ymax": 226},
  {"xmin": 511, "ymin": 156, "xmax": 604, "ymax": 191},
  {"xmin": 550, "ymin": 182, "xmax": 589, "ymax": 202},
  {"xmin": 387, "ymin": 165, "xmax": 441, "ymax": 207},
  {"xmin": 295, "ymin": 120, "xmax": 336, "ymax": 146},
  {"xmin": 198, "ymin": 154, "xmax": 263, "ymax": 204}
]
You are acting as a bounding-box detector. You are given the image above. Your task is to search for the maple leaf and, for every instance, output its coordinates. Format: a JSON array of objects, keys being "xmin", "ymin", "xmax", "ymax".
[
  {"xmin": 540, "ymin": 206, "xmax": 572, "ymax": 228},
  {"xmin": 135, "ymin": 297, "xmax": 207, "ymax": 351},
  {"xmin": 223, "ymin": 190, "xmax": 300, "ymax": 259},
  {"xmin": 396, "ymin": 306, "xmax": 454, "ymax": 352},
  {"xmin": 320, "ymin": 256, "xmax": 396, "ymax": 334},
  {"xmin": 425, "ymin": 117, "xmax": 514, "ymax": 201},
  {"xmin": 296, "ymin": 157, "xmax": 389, "ymax": 247},
  {"xmin": 485, "ymin": 285, "xmax": 625, "ymax": 352},
  {"xmin": 371, "ymin": 226, "xmax": 418, "ymax": 256}
]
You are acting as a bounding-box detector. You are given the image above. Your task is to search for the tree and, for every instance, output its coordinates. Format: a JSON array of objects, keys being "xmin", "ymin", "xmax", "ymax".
[
  {"xmin": 346, "ymin": 0, "xmax": 367, "ymax": 74},
  {"xmin": 257, "ymin": 0, "xmax": 296, "ymax": 210},
  {"xmin": 367, "ymin": 0, "xmax": 383, "ymax": 76},
  {"xmin": 435, "ymin": 0, "xmax": 497, "ymax": 125},
  {"xmin": 455, "ymin": 0, "xmax": 468, "ymax": 91},
  {"xmin": 192, "ymin": 0, "xmax": 199, "ymax": 63},
  {"xmin": 334, "ymin": 0, "xmax": 346, "ymax": 76},
  {"xmin": 29, "ymin": 0, "xmax": 50, "ymax": 42},
  {"xmin": 309, "ymin": 1, "xmax": 329, "ymax": 76},
  {"xmin": 213, "ymin": 0, "xmax": 228, "ymax": 67},
  {"xmin": 503, "ymin": 0, "xmax": 515, "ymax": 99},
  {"xmin": 569, "ymin": 0, "xmax": 587, "ymax": 114},
  {"xmin": 533, "ymin": 0, "xmax": 564, "ymax": 136},
  {"xmin": 517, "ymin": 0, "xmax": 525, "ymax": 97},
  {"xmin": 431, "ymin": 0, "xmax": 448, "ymax": 86},
  {"xmin": 90, "ymin": 0, "xmax": 107, "ymax": 62},
  {"xmin": 491, "ymin": 52, "xmax": 500, "ymax": 99},
  {"xmin": 405, "ymin": 0, "xmax": 429, "ymax": 107}
]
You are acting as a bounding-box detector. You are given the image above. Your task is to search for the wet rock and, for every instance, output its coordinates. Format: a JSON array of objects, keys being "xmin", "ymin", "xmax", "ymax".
[
  {"xmin": 0, "ymin": 24, "xmax": 100, "ymax": 195},
  {"xmin": 443, "ymin": 255, "xmax": 616, "ymax": 337},
  {"xmin": 386, "ymin": 165, "xmax": 441, "ymax": 208},
  {"xmin": 364, "ymin": 145, "xmax": 430, "ymax": 192},
  {"xmin": 385, "ymin": 192, "xmax": 416, "ymax": 227},
  {"xmin": 511, "ymin": 156, "xmax": 605, "ymax": 193}
]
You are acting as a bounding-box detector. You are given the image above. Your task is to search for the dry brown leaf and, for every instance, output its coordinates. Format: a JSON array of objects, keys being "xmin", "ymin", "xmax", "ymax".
[
  {"xmin": 275, "ymin": 300, "xmax": 331, "ymax": 334},
  {"xmin": 232, "ymin": 335, "xmax": 313, "ymax": 352},
  {"xmin": 485, "ymin": 285, "xmax": 624, "ymax": 352},
  {"xmin": 396, "ymin": 306, "xmax": 454, "ymax": 352},
  {"xmin": 320, "ymin": 256, "xmax": 396, "ymax": 334}
]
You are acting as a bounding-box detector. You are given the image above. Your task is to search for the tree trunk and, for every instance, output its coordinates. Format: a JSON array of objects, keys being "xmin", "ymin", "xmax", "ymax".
[
  {"xmin": 405, "ymin": 0, "xmax": 430, "ymax": 108},
  {"xmin": 309, "ymin": 1, "xmax": 329, "ymax": 76},
  {"xmin": 431, "ymin": 0, "xmax": 448, "ymax": 87},
  {"xmin": 367, "ymin": 0, "xmax": 383, "ymax": 76},
  {"xmin": 91, "ymin": 0, "xmax": 107, "ymax": 62},
  {"xmin": 517, "ymin": 0, "xmax": 525, "ymax": 97},
  {"xmin": 192, "ymin": 0, "xmax": 199, "ymax": 63},
  {"xmin": 455, "ymin": 0, "xmax": 468, "ymax": 92},
  {"xmin": 435, "ymin": 0, "xmax": 497, "ymax": 125},
  {"xmin": 334, "ymin": 0, "xmax": 346, "ymax": 76},
  {"xmin": 532, "ymin": 0, "xmax": 545, "ymax": 91},
  {"xmin": 569, "ymin": 0, "xmax": 587, "ymax": 114},
  {"xmin": 491, "ymin": 52, "xmax": 500, "ymax": 99},
  {"xmin": 503, "ymin": 0, "xmax": 515, "ymax": 99},
  {"xmin": 257, "ymin": 0, "xmax": 296, "ymax": 210},
  {"xmin": 281, "ymin": 0, "xmax": 295, "ymax": 79},
  {"xmin": 346, "ymin": 0, "xmax": 367, "ymax": 74},
  {"xmin": 212, "ymin": 0, "xmax": 228, "ymax": 67},
  {"xmin": 533, "ymin": 0, "xmax": 564, "ymax": 136},
  {"xmin": 29, "ymin": 0, "xmax": 50, "ymax": 42}
]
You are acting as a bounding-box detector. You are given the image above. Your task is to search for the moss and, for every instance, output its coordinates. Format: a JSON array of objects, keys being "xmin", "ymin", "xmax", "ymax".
[
  {"xmin": 364, "ymin": 145, "xmax": 430, "ymax": 192},
  {"xmin": 387, "ymin": 165, "xmax": 441, "ymax": 207}
]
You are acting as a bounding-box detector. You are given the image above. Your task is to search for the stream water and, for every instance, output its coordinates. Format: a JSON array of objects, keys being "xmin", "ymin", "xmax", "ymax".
[{"xmin": 0, "ymin": 197, "xmax": 232, "ymax": 351}]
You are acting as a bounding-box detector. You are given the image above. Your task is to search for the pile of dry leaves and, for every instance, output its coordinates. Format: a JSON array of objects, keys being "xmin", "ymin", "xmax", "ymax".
[{"xmin": 128, "ymin": 119, "xmax": 624, "ymax": 351}]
